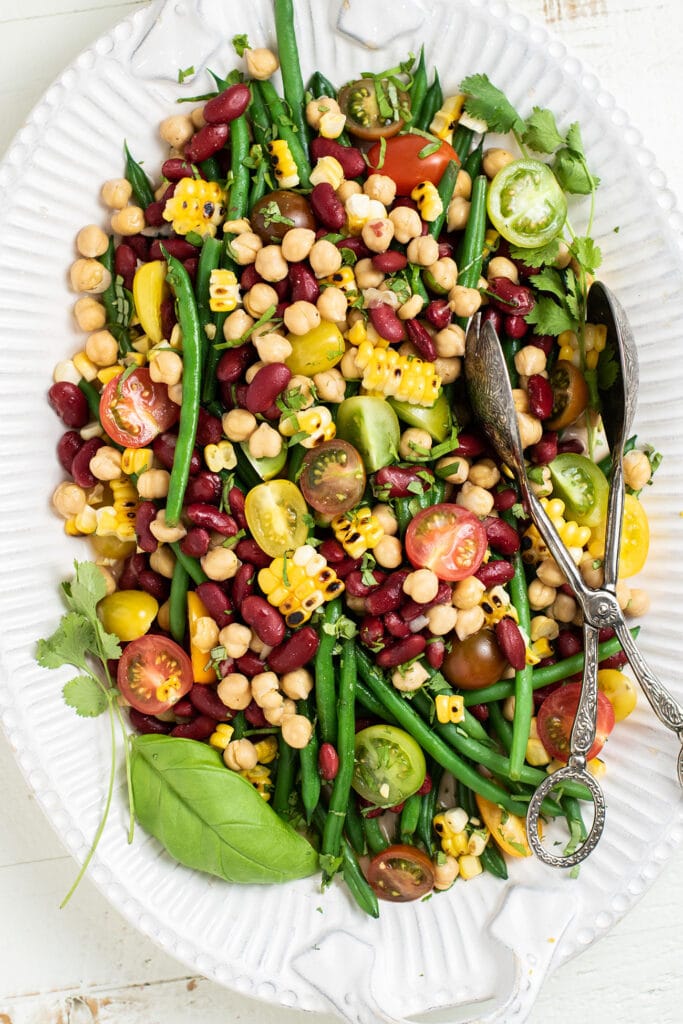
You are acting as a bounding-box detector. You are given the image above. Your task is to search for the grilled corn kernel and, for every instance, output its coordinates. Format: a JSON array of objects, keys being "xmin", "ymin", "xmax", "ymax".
[
  {"xmin": 239, "ymin": 763, "xmax": 273, "ymax": 800},
  {"xmin": 458, "ymin": 854, "xmax": 483, "ymax": 880},
  {"xmin": 435, "ymin": 693, "xmax": 464, "ymax": 724},
  {"xmin": 121, "ymin": 447, "xmax": 153, "ymax": 475},
  {"xmin": 411, "ymin": 180, "xmax": 443, "ymax": 222},
  {"xmin": 354, "ymin": 339, "xmax": 441, "ymax": 406},
  {"xmin": 433, "ymin": 812, "xmax": 469, "ymax": 857},
  {"xmin": 209, "ymin": 723, "xmax": 235, "ymax": 750},
  {"xmin": 344, "ymin": 193, "xmax": 387, "ymax": 234},
  {"xmin": 204, "ymin": 440, "xmax": 237, "ymax": 472},
  {"xmin": 309, "ymin": 155, "xmax": 344, "ymax": 190},
  {"xmin": 279, "ymin": 405, "xmax": 336, "ymax": 448},
  {"xmin": 429, "ymin": 94, "xmax": 466, "ymax": 141},
  {"xmin": 253, "ymin": 735, "xmax": 278, "ymax": 764},
  {"xmin": 163, "ymin": 177, "xmax": 226, "ymax": 237},
  {"xmin": 332, "ymin": 507, "xmax": 384, "ymax": 559},
  {"xmin": 258, "ymin": 545, "xmax": 344, "ymax": 628},
  {"xmin": 209, "ymin": 268, "xmax": 240, "ymax": 312}
]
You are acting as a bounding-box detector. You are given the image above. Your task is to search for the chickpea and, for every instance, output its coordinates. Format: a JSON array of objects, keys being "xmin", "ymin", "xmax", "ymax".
[
  {"xmin": 482, "ymin": 147, "xmax": 516, "ymax": 179},
  {"xmin": 223, "ymin": 218, "xmax": 252, "ymax": 236},
  {"xmin": 281, "ymin": 227, "xmax": 315, "ymax": 262},
  {"xmin": 391, "ymin": 661, "xmax": 430, "ymax": 692},
  {"xmin": 398, "ymin": 427, "xmax": 432, "ymax": 461},
  {"xmin": 455, "ymin": 605, "xmax": 486, "ymax": 641},
  {"xmin": 514, "ymin": 345, "xmax": 546, "ymax": 377},
  {"xmin": 264, "ymin": 697, "xmax": 296, "ymax": 726},
  {"xmin": 220, "ymin": 409, "xmax": 255, "ymax": 443},
  {"xmin": 512, "ymin": 388, "xmax": 529, "ymax": 413},
  {"xmin": 373, "ymin": 535, "xmax": 402, "ymax": 568},
  {"xmin": 403, "ymin": 568, "xmax": 440, "ymax": 604},
  {"xmin": 287, "ymin": 375, "xmax": 316, "ymax": 408},
  {"xmin": 625, "ymin": 588, "xmax": 650, "ymax": 617},
  {"xmin": 244, "ymin": 282, "xmax": 279, "ymax": 317},
  {"xmin": 433, "ymin": 854, "xmax": 460, "ymax": 890},
  {"xmin": 280, "ymin": 668, "xmax": 314, "ymax": 701},
  {"xmin": 308, "ymin": 239, "xmax": 342, "ymax": 278},
  {"xmin": 252, "ymin": 244, "xmax": 287, "ymax": 283},
  {"xmin": 73, "ymin": 297, "xmax": 107, "ymax": 332},
  {"xmin": 426, "ymin": 604, "xmax": 458, "ymax": 636},
  {"xmin": 246, "ymin": 46, "xmax": 279, "ymax": 80},
  {"xmin": 337, "ymin": 179, "xmax": 362, "ymax": 203},
  {"xmin": 450, "ymin": 576, "xmax": 484, "ymax": 611},
  {"xmin": 354, "ymin": 258, "xmax": 384, "ymax": 290},
  {"xmin": 447, "ymin": 196, "xmax": 470, "ymax": 232},
  {"xmin": 201, "ymin": 546, "xmax": 240, "ymax": 581},
  {"xmin": 305, "ymin": 95, "xmax": 341, "ymax": 129},
  {"xmin": 552, "ymin": 593, "xmax": 577, "ymax": 623},
  {"xmin": 281, "ymin": 714, "xmax": 314, "ymax": 749},
  {"xmin": 434, "ymin": 356, "xmax": 462, "ymax": 385},
  {"xmin": 406, "ymin": 234, "xmax": 439, "ymax": 267},
  {"xmin": 389, "ymin": 206, "xmax": 422, "ymax": 244},
  {"xmin": 111, "ymin": 206, "xmax": 146, "ymax": 236},
  {"xmin": 223, "ymin": 308, "xmax": 254, "ymax": 343},
  {"xmin": 313, "ymin": 368, "xmax": 346, "ymax": 403},
  {"xmin": 249, "ymin": 632, "xmax": 273, "ymax": 658},
  {"xmin": 426, "ymin": 257, "xmax": 458, "ymax": 292},
  {"xmin": 217, "ymin": 672, "xmax": 252, "ymax": 710},
  {"xmin": 254, "ymin": 332, "xmax": 292, "ymax": 365},
  {"xmin": 456, "ymin": 480, "xmax": 495, "ymax": 517},
  {"xmin": 101, "ymin": 178, "xmax": 132, "ymax": 209},
  {"xmin": 468, "ymin": 459, "xmax": 500, "ymax": 490},
  {"xmin": 159, "ymin": 114, "xmax": 194, "ymax": 149},
  {"xmin": 437, "ymin": 454, "xmax": 469, "ymax": 484},
  {"xmin": 89, "ymin": 446, "xmax": 122, "ymax": 482},
  {"xmin": 149, "ymin": 545, "xmax": 176, "ymax": 579},
  {"xmin": 616, "ymin": 579, "xmax": 632, "ymax": 611},
  {"xmin": 284, "ymin": 300, "xmax": 320, "ymax": 336},
  {"xmin": 150, "ymin": 509, "xmax": 187, "ymax": 544},
  {"xmin": 364, "ymin": 173, "xmax": 396, "ymax": 206},
  {"xmin": 517, "ymin": 411, "xmax": 543, "ymax": 449},
  {"xmin": 219, "ymin": 623, "xmax": 252, "ymax": 660},
  {"xmin": 190, "ymin": 105, "xmax": 206, "ymax": 129},
  {"xmin": 168, "ymin": 382, "xmax": 183, "ymax": 406},
  {"xmin": 192, "ymin": 615, "xmax": 220, "ymax": 653},
  {"xmin": 150, "ymin": 349, "xmax": 183, "ymax": 386},
  {"xmin": 454, "ymin": 169, "xmax": 472, "ymax": 200},
  {"xmin": 360, "ymin": 218, "xmax": 394, "ymax": 255},
  {"xmin": 530, "ymin": 465, "xmax": 553, "ymax": 498},
  {"xmin": 623, "ymin": 450, "xmax": 652, "ymax": 491},
  {"xmin": 372, "ymin": 503, "xmax": 398, "ymax": 536},
  {"xmin": 230, "ymin": 231, "xmax": 263, "ymax": 265},
  {"xmin": 448, "ymin": 285, "xmax": 481, "ymax": 319},
  {"xmin": 94, "ymin": 566, "xmax": 118, "ymax": 597},
  {"xmin": 317, "ymin": 287, "xmax": 348, "ymax": 323},
  {"xmin": 537, "ymin": 558, "xmax": 568, "ymax": 588},
  {"xmin": 339, "ymin": 345, "xmax": 362, "ymax": 380},
  {"xmin": 224, "ymin": 738, "xmax": 258, "ymax": 771},
  {"xmin": 251, "ymin": 671, "xmax": 281, "ymax": 708},
  {"xmin": 69, "ymin": 258, "xmax": 111, "ymax": 295},
  {"xmin": 52, "ymin": 481, "xmax": 87, "ymax": 518},
  {"xmin": 76, "ymin": 224, "xmax": 109, "ymax": 259},
  {"xmin": 487, "ymin": 256, "xmax": 518, "ymax": 284},
  {"xmin": 85, "ymin": 329, "xmax": 119, "ymax": 367},
  {"xmin": 528, "ymin": 578, "xmax": 557, "ymax": 610},
  {"xmin": 397, "ymin": 294, "xmax": 425, "ymax": 320},
  {"xmin": 137, "ymin": 468, "xmax": 171, "ymax": 500},
  {"xmin": 530, "ymin": 615, "xmax": 559, "ymax": 642},
  {"xmin": 248, "ymin": 422, "xmax": 283, "ymax": 460}
]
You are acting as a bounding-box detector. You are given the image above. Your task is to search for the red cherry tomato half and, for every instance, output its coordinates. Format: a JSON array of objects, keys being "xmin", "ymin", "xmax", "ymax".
[
  {"xmin": 537, "ymin": 681, "xmax": 616, "ymax": 763},
  {"xmin": 100, "ymin": 367, "xmax": 179, "ymax": 448},
  {"xmin": 405, "ymin": 503, "xmax": 488, "ymax": 581},
  {"xmin": 118, "ymin": 634, "xmax": 193, "ymax": 715},
  {"xmin": 367, "ymin": 135, "xmax": 460, "ymax": 196},
  {"xmin": 365, "ymin": 843, "xmax": 435, "ymax": 902}
]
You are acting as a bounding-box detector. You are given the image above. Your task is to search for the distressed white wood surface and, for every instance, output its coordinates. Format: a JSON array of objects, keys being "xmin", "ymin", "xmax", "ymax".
[{"xmin": 2, "ymin": 0, "xmax": 683, "ymax": 1021}]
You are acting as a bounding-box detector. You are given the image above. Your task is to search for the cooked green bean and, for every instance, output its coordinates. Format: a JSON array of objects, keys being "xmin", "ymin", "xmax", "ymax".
[
  {"xmin": 321, "ymin": 639, "xmax": 356, "ymax": 870},
  {"xmin": 363, "ymin": 813, "xmax": 390, "ymax": 855},
  {"xmin": 428, "ymin": 159, "xmax": 459, "ymax": 239},
  {"xmin": 508, "ymin": 551, "xmax": 534, "ymax": 781},
  {"xmin": 273, "ymin": 0, "xmax": 310, "ymax": 148},
  {"xmin": 124, "ymin": 142, "xmax": 154, "ymax": 209},
  {"xmin": 315, "ymin": 598, "xmax": 341, "ymax": 744},
  {"xmin": 272, "ymin": 733, "xmax": 298, "ymax": 817},
  {"xmin": 257, "ymin": 80, "xmax": 312, "ymax": 189},
  {"xmin": 169, "ymin": 542, "xmax": 208, "ymax": 585},
  {"xmin": 169, "ymin": 559, "xmax": 190, "ymax": 643},
  {"xmin": 298, "ymin": 697, "xmax": 321, "ymax": 824}
]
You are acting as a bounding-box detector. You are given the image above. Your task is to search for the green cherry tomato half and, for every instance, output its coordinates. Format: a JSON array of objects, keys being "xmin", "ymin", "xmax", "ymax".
[
  {"xmin": 388, "ymin": 390, "xmax": 452, "ymax": 443},
  {"xmin": 487, "ymin": 158, "xmax": 567, "ymax": 248},
  {"xmin": 405, "ymin": 503, "xmax": 488, "ymax": 581},
  {"xmin": 548, "ymin": 453, "xmax": 609, "ymax": 529},
  {"xmin": 366, "ymin": 134, "xmax": 459, "ymax": 195},
  {"xmin": 117, "ymin": 634, "xmax": 193, "ymax": 715},
  {"xmin": 298, "ymin": 439, "xmax": 366, "ymax": 516},
  {"xmin": 335, "ymin": 396, "xmax": 400, "ymax": 473},
  {"xmin": 244, "ymin": 479, "xmax": 309, "ymax": 557},
  {"xmin": 98, "ymin": 590, "xmax": 159, "ymax": 642},
  {"xmin": 338, "ymin": 78, "xmax": 409, "ymax": 141},
  {"xmin": 239, "ymin": 441, "xmax": 288, "ymax": 481},
  {"xmin": 365, "ymin": 844, "xmax": 435, "ymax": 902},
  {"xmin": 353, "ymin": 724, "xmax": 426, "ymax": 807}
]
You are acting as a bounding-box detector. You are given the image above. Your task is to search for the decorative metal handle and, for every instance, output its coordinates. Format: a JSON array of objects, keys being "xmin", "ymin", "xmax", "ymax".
[{"xmin": 570, "ymin": 622, "xmax": 601, "ymax": 759}]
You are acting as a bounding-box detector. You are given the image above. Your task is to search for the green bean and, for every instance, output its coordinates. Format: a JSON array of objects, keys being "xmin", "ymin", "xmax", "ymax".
[
  {"xmin": 480, "ymin": 839, "xmax": 509, "ymax": 880},
  {"xmin": 298, "ymin": 697, "xmax": 320, "ymax": 824},
  {"xmin": 315, "ymin": 598, "xmax": 341, "ymax": 744},
  {"xmin": 562, "ymin": 795, "xmax": 588, "ymax": 844},
  {"xmin": 428, "ymin": 159, "xmax": 459, "ymax": 240},
  {"xmin": 408, "ymin": 262, "xmax": 429, "ymax": 305},
  {"xmin": 362, "ymin": 813, "xmax": 390, "ymax": 855},
  {"xmin": 416, "ymin": 763, "xmax": 442, "ymax": 854},
  {"xmin": 453, "ymin": 124, "xmax": 474, "ymax": 164},
  {"xmin": 454, "ymin": 174, "xmax": 488, "ymax": 329},
  {"xmin": 463, "ymin": 139, "xmax": 484, "ymax": 180},
  {"xmin": 508, "ymin": 550, "xmax": 534, "ymax": 780},
  {"xmin": 199, "ymin": 156, "xmax": 222, "ymax": 182},
  {"xmin": 227, "ymin": 113, "xmax": 251, "ymax": 221},
  {"xmin": 98, "ymin": 237, "xmax": 132, "ymax": 354},
  {"xmin": 169, "ymin": 542, "xmax": 209, "ymax": 585},
  {"xmin": 163, "ymin": 252, "xmax": 203, "ymax": 525},
  {"xmin": 502, "ymin": 337, "xmax": 521, "ymax": 387},
  {"xmin": 272, "ymin": 733, "xmax": 298, "ymax": 818},
  {"xmin": 248, "ymin": 157, "xmax": 268, "ymax": 209},
  {"xmin": 168, "ymin": 559, "xmax": 190, "ymax": 643},
  {"xmin": 343, "ymin": 797, "xmax": 366, "ymax": 856},
  {"xmin": 287, "ymin": 441, "xmax": 307, "ymax": 483},
  {"xmin": 408, "ymin": 48, "xmax": 428, "ymax": 127},
  {"xmin": 195, "ymin": 236, "xmax": 222, "ymax": 370},
  {"xmin": 273, "ymin": 0, "xmax": 311, "ymax": 149},
  {"xmin": 321, "ymin": 639, "xmax": 356, "ymax": 869},
  {"xmin": 463, "ymin": 628, "xmax": 640, "ymax": 705},
  {"xmin": 355, "ymin": 676, "xmax": 399, "ymax": 724},
  {"xmin": 234, "ymin": 444, "xmax": 263, "ymax": 491},
  {"xmin": 123, "ymin": 142, "xmax": 154, "ymax": 209},
  {"xmin": 77, "ymin": 378, "xmax": 101, "ymax": 423},
  {"xmin": 257, "ymin": 82, "xmax": 312, "ymax": 189},
  {"xmin": 248, "ymin": 82, "xmax": 272, "ymax": 151},
  {"xmin": 313, "ymin": 808, "xmax": 379, "ymax": 918},
  {"xmin": 487, "ymin": 701, "xmax": 513, "ymax": 754},
  {"xmin": 394, "ymin": 497, "xmax": 414, "ymax": 537},
  {"xmin": 399, "ymin": 793, "xmax": 421, "ymax": 844},
  {"xmin": 414, "ymin": 70, "xmax": 442, "ymax": 133}
]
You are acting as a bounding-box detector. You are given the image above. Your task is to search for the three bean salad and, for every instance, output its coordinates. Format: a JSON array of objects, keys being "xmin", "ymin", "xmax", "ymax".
[{"xmin": 39, "ymin": 0, "xmax": 660, "ymax": 913}]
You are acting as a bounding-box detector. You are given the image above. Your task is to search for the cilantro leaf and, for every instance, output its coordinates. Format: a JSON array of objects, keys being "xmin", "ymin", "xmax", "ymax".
[
  {"xmin": 553, "ymin": 148, "xmax": 599, "ymax": 195},
  {"xmin": 522, "ymin": 106, "xmax": 564, "ymax": 154},
  {"xmin": 232, "ymin": 33, "xmax": 250, "ymax": 56},
  {"xmin": 508, "ymin": 239, "xmax": 560, "ymax": 268},
  {"xmin": 525, "ymin": 295, "xmax": 578, "ymax": 336},
  {"xmin": 63, "ymin": 560, "xmax": 108, "ymax": 614},
  {"xmin": 530, "ymin": 267, "xmax": 567, "ymax": 302},
  {"xmin": 459, "ymin": 73, "xmax": 525, "ymax": 135},
  {"xmin": 63, "ymin": 676, "xmax": 109, "ymax": 718},
  {"xmin": 597, "ymin": 346, "xmax": 619, "ymax": 389},
  {"xmin": 565, "ymin": 121, "xmax": 585, "ymax": 156},
  {"xmin": 36, "ymin": 612, "xmax": 96, "ymax": 671},
  {"xmin": 571, "ymin": 236, "xmax": 602, "ymax": 275}
]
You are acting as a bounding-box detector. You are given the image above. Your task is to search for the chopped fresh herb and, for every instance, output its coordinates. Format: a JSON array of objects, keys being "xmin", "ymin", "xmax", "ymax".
[
  {"xmin": 510, "ymin": 503, "xmax": 526, "ymax": 520},
  {"xmin": 232, "ymin": 33, "xmax": 251, "ymax": 56},
  {"xmin": 178, "ymin": 65, "xmax": 195, "ymax": 84},
  {"xmin": 521, "ymin": 106, "xmax": 565, "ymax": 154},
  {"xmin": 260, "ymin": 200, "xmax": 296, "ymax": 229},
  {"xmin": 509, "ymin": 240, "xmax": 561, "ymax": 268},
  {"xmin": 360, "ymin": 552, "xmax": 377, "ymax": 587},
  {"xmin": 525, "ymin": 295, "xmax": 578, "ymax": 337},
  {"xmin": 459, "ymin": 73, "xmax": 525, "ymax": 136},
  {"xmin": 418, "ymin": 140, "xmax": 442, "ymax": 158}
]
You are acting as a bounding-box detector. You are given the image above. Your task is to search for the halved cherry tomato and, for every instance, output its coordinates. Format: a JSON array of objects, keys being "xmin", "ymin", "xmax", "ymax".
[
  {"xmin": 244, "ymin": 480, "xmax": 309, "ymax": 557},
  {"xmin": 298, "ymin": 439, "xmax": 366, "ymax": 516},
  {"xmin": 546, "ymin": 360, "xmax": 589, "ymax": 430},
  {"xmin": 100, "ymin": 368, "xmax": 179, "ymax": 448},
  {"xmin": 537, "ymin": 681, "xmax": 616, "ymax": 762},
  {"xmin": 117, "ymin": 634, "xmax": 193, "ymax": 714},
  {"xmin": 548, "ymin": 453, "xmax": 609, "ymax": 529},
  {"xmin": 338, "ymin": 78, "xmax": 409, "ymax": 141},
  {"xmin": 487, "ymin": 158, "xmax": 567, "ymax": 248},
  {"xmin": 405, "ymin": 503, "xmax": 487, "ymax": 581},
  {"xmin": 353, "ymin": 724, "xmax": 426, "ymax": 807},
  {"xmin": 335, "ymin": 396, "xmax": 400, "ymax": 473},
  {"xmin": 597, "ymin": 668, "xmax": 637, "ymax": 722},
  {"xmin": 365, "ymin": 843, "xmax": 435, "ymax": 902},
  {"xmin": 442, "ymin": 628, "xmax": 508, "ymax": 690},
  {"xmin": 285, "ymin": 321, "xmax": 344, "ymax": 377},
  {"xmin": 475, "ymin": 794, "xmax": 532, "ymax": 857},
  {"xmin": 98, "ymin": 590, "xmax": 158, "ymax": 642},
  {"xmin": 367, "ymin": 134, "xmax": 459, "ymax": 195},
  {"xmin": 589, "ymin": 492, "xmax": 650, "ymax": 578}
]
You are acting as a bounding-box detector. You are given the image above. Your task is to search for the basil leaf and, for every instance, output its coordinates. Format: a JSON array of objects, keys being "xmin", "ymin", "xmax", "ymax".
[{"xmin": 131, "ymin": 735, "xmax": 318, "ymax": 884}]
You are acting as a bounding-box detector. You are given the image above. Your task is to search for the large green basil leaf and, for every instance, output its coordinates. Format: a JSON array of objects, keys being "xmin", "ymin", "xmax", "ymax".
[{"xmin": 131, "ymin": 735, "xmax": 318, "ymax": 884}]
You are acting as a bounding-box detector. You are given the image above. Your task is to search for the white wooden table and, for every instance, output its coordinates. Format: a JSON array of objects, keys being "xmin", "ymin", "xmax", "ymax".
[{"xmin": 2, "ymin": 1, "xmax": 683, "ymax": 1021}]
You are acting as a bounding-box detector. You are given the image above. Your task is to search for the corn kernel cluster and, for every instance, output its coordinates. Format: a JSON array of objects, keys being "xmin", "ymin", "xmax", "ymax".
[
  {"xmin": 522, "ymin": 497, "xmax": 592, "ymax": 566},
  {"xmin": 267, "ymin": 140, "xmax": 299, "ymax": 188},
  {"xmin": 209, "ymin": 268, "xmax": 240, "ymax": 313},
  {"xmin": 354, "ymin": 340, "xmax": 441, "ymax": 405},
  {"xmin": 258, "ymin": 544, "xmax": 345, "ymax": 628},
  {"xmin": 163, "ymin": 178, "xmax": 226, "ymax": 237},
  {"xmin": 332, "ymin": 507, "xmax": 384, "ymax": 559},
  {"xmin": 429, "ymin": 94, "xmax": 465, "ymax": 142},
  {"xmin": 433, "ymin": 807, "xmax": 489, "ymax": 881}
]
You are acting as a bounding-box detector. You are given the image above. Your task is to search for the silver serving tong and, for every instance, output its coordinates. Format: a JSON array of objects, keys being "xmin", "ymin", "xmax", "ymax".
[{"xmin": 465, "ymin": 282, "xmax": 683, "ymax": 868}]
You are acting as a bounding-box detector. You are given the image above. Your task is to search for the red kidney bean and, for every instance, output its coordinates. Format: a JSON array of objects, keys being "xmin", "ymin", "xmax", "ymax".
[
  {"xmin": 495, "ymin": 617, "xmax": 526, "ymax": 671},
  {"xmin": 556, "ymin": 630, "xmax": 582, "ymax": 659},
  {"xmin": 426, "ymin": 640, "xmax": 445, "ymax": 670},
  {"xmin": 600, "ymin": 650, "xmax": 628, "ymax": 670},
  {"xmin": 481, "ymin": 307, "xmax": 503, "ymax": 333},
  {"xmin": 185, "ymin": 122, "xmax": 229, "ymax": 162},
  {"xmin": 153, "ymin": 432, "xmax": 202, "ymax": 475},
  {"xmin": 48, "ymin": 382, "xmax": 89, "ymax": 429},
  {"xmin": 235, "ymin": 653, "xmax": 267, "ymax": 678},
  {"xmin": 196, "ymin": 581, "xmax": 233, "ymax": 628},
  {"xmin": 335, "ymin": 236, "xmax": 370, "ymax": 260},
  {"xmin": 371, "ymin": 251, "xmax": 408, "ymax": 273},
  {"xmin": 135, "ymin": 500, "xmax": 159, "ymax": 553},
  {"xmin": 228, "ymin": 487, "xmax": 247, "ymax": 529},
  {"xmin": 368, "ymin": 303, "xmax": 405, "ymax": 343},
  {"xmin": 189, "ymin": 684, "xmax": 231, "ymax": 721},
  {"xmin": 376, "ymin": 634, "xmax": 426, "ymax": 668},
  {"xmin": 245, "ymin": 363, "xmax": 292, "ymax": 414},
  {"xmin": 235, "ymin": 538, "xmax": 271, "ymax": 568},
  {"xmin": 119, "ymin": 552, "xmax": 146, "ymax": 590},
  {"xmin": 240, "ymin": 264, "xmax": 263, "ymax": 291},
  {"xmin": 126, "ymin": 234, "xmax": 150, "ymax": 261},
  {"xmin": 137, "ymin": 569, "xmax": 170, "ymax": 602},
  {"xmin": 533, "ymin": 680, "xmax": 562, "ymax": 711},
  {"xmin": 425, "ymin": 299, "xmax": 452, "ymax": 330},
  {"xmin": 242, "ymin": 595, "xmax": 286, "ymax": 646},
  {"xmin": 161, "ymin": 157, "xmax": 200, "ymax": 181},
  {"xmin": 504, "ymin": 314, "xmax": 529, "ymax": 339},
  {"xmin": 360, "ymin": 615, "xmax": 384, "ymax": 647},
  {"xmin": 203, "ymin": 83, "xmax": 251, "ymax": 124},
  {"xmin": 331, "ymin": 555, "xmax": 362, "ymax": 578},
  {"xmin": 373, "ymin": 465, "xmax": 434, "ymax": 499},
  {"xmin": 318, "ymin": 742, "xmax": 339, "ymax": 781},
  {"xmin": 558, "ymin": 437, "xmax": 585, "ymax": 455},
  {"xmin": 361, "ymin": 800, "xmax": 384, "ymax": 819},
  {"xmin": 276, "ymin": 300, "xmax": 291, "ymax": 319},
  {"xmin": 180, "ymin": 527, "xmax": 211, "ymax": 558},
  {"xmin": 366, "ymin": 570, "xmax": 411, "ymax": 616},
  {"xmin": 319, "ymin": 538, "xmax": 346, "ymax": 563},
  {"xmin": 493, "ymin": 488, "xmax": 518, "ymax": 512},
  {"xmin": 598, "ymin": 627, "xmax": 615, "ymax": 642},
  {"xmin": 185, "ymin": 471, "xmax": 222, "ymax": 505},
  {"xmin": 483, "ymin": 516, "xmax": 521, "ymax": 555},
  {"xmin": 114, "ymin": 243, "xmax": 137, "ymax": 290},
  {"xmin": 528, "ymin": 334, "xmax": 554, "ymax": 356},
  {"xmin": 172, "ymin": 697, "xmax": 194, "ymax": 718},
  {"xmin": 401, "ymin": 581, "xmax": 453, "ymax": 622},
  {"xmin": 469, "ymin": 703, "xmax": 490, "ymax": 723},
  {"xmin": 416, "ymin": 773, "xmax": 433, "ymax": 796},
  {"xmin": 453, "ymin": 433, "xmax": 487, "ymax": 458},
  {"xmin": 527, "ymin": 374, "xmax": 554, "ymax": 421},
  {"xmin": 71, "ymin": 437, "xmax": 104, "ymax": 488},
  {"xmin": 384, "ymin": 611, "xmax": 412, "ymax": 639},
  {"xmin": 488, "ymin": 277, "xmax": 535, "ymax": 317},
  {"xmin": 186, "ymin": 503, "xmax": 237, "ymax": 536},
  {"xmin": 171, "ymin": 714, "xmax": 217, "ymax": 740},
  {"xmin": 288, "ymin": 261, "xmax": 320, "ymax": 303},
  {"xmin": 345, "ymin": 569, "xmax": 386, "ymax": 598},
  {"xmin": 310, "ymin": 137, "xmax": 365, "ymax": 178},
  {"xmin": 183, "ymin": 257, "xmax": 198, "ymax": 282},
  {"xmin": 232, "ymin": 562, "xmax": 256, "ymax": 607},
  {"xmin": 392, "ymin": 197, "xmax": 418, "ymax": 211},
  {"xmin": 129, "ymin": 708, "xmax": 172, "ymax": 734},
  {"xmin": 558, "ymin": 583, "xmax": 575, "ymax": 598},
  {"xmin": 529, "ymin": 430, "xmax": 558, "ymax": 466},
  {"xmin": 405, "ymin": 318, "xmax": 437, "ymax": 360},
  {"xmin": 475, "ymin": 560, "xmax": 515, "ymax": 587},
  {"xmin": 160, "ymin": 296, "xmax": 177, "ymax": 339},
  {"xmin": 57, "ymin": 430, "xmax": 84, "ymax": 474},
  {"xmin": 310, "ymin": 182, "xmax": 345, "ymax": 231},
  {"xmin": 267, "ymin": 626, "xmax": 320, "ymax": 673},
  {"xmin": 144, "ymin": 201, "xmax": 166, "ymax": 227},
  {"xmin": 244, "ymin": 700, "xmax": 268, "ymax": 727},
  {"xmin": 438, "ymin": 241, "xmax": 453, "ymax": 259},
  {"xmin": 149, "ymin": 237, "xmax": 198, "ymax": 262}
]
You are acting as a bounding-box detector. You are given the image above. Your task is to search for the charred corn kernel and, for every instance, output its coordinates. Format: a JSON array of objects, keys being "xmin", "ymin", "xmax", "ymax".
[
  {"xmin": 258, "ymin": 545, "xmax": 344, "ymax": 628},
  {"xmin": 585, "ymin": 349, "xmax": 599, "ymax": 370},
  {"xmin": 72, "ymin": 506, "xmax": 98, "ymax": 535},
  {"xmin": 559, "ymin": 520, "xmax": 591, "ymax": 548},
  {"xmin": 187, "ymin": 591, "xmax": 217, "ymax": 683},
  {"xmin": 332, "ymin": 507, "xmax": 384, "ymax": 559},
  {"xmin": 209, "ymin": 268, "xmax": 240, "ymax": 312},
  {"xmin": 319, "ymin": 110, "xmax": 347, "ymax": 139},
  {"xmin": 545, "ymin": 498, "xmax": 565, "ymax": 518},
  {"xmin": 354, "ymin": 339, "xmax": 441, "ymax": 405},
  {"xmin": 433, "ymin": 813, "xmax": 469, "ymax": 857},
  {"xmin": 435, "ymin": 693, "xmax": 464, "ymax": 724},
  {"xmin": 93, "ymin": 478, "xmax": 139, "ymax": 541},
  {"xmin": 254, "ymin": 735, "xmax": 278, "ymax": 764},
  {"xmin": 121, "ymin": 447, "xmax": 153, "ymax": 475},
  {"xmin": 279, "ymin": 405, "xmax": 336, "ymax": 448},
  {"xmin": 309, "ymin": 155, "xmax": 344, "ymax": 189},
  {"xmin": 458, "ymin": 854, "xmax": 482, "ymax": 880},
  {"xmin": 480, "ymin": 585, "xmax": 516, "ymax": 627},
  {"xmin": 411, "ymin": 181, "xmax": 443, "ymax": 222},
  {"xmin": 209, "ymin": 723, "xmax": 235, "ymax": 750},
  {"xmin": 204, "ymin": 440, "xmax": 237, "ymax": 472},
  {"xmin": 239, "ymin": 764, "xmax": 273, "ymax": 800},
  {"xmin": 324, "ymin": 265, "xmax": 357, "ymax": 293},
  {"xmin": 73, "ymin": 350, "xmax": 99, "ymax": 382},
  {"xmin": 163, "ymin": 177, "xmax": 226, "ymax": 237},
  {"xmin": 267, "ymin": 139, "xmax": 300, "ymax": 188},
  {"xmin": 97, "ymin": 365, "xmax": 122, "ymax": 385},
  {"xmin": 345, "ymin": 193, "xmax": 387, "ymax": 234},
  {"xmin": 346, "ymin": 320, "xmax": 367, "ymax": 347},
  {"xmin": 429, "ymin": 93, "xmax": 465, "ymax": 141}
]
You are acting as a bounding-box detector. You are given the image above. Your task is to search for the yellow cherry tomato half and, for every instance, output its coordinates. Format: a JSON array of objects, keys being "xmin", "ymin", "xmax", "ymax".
[
  {"xmin": 89, "ymin": 534, "xmax": 137, "ymax": 560},
  {"xmin": 285, "ymin": 321, "xmax": 344, "ymax": 377},
  {"xmin": 589, "ymin": 492, "xmax": 650, "ymax": 578},
  {"xmin": 597, "ymin": 668, "xmax": 638, "ymax": 722},
  {"xmin": 132, "ymin": 259, "xmax": 169, "ymax": 345},
  {"xmin": 98, "ymin": 590, "xmax": 159, "ymax": 641},
  {"xmin": 244, "ymin": 480, "xmax": 309, "ymax": 557},
  {"xmin": 475, "ymin": 794, "xmax": 533, "ymax": 857}
]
